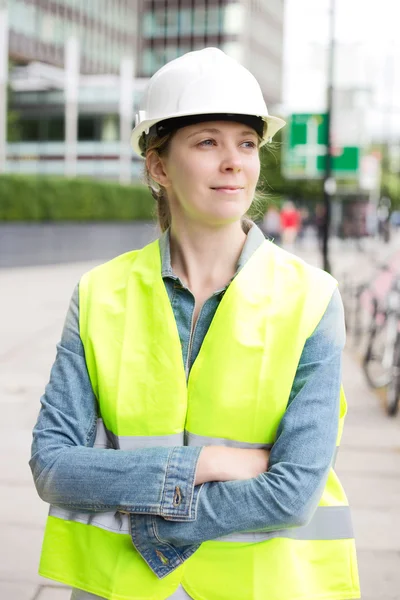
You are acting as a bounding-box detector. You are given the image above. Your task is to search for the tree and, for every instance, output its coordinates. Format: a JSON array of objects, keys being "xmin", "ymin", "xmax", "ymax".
[{"xmin": 259, "ymin": 129, "xmax": 324, "ymax": 208}]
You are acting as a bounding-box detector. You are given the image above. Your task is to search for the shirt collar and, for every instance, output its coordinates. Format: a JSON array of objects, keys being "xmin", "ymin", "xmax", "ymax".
[{"xmin": 159, "ymin": 221, "xmax": 265, "ymax": 280}]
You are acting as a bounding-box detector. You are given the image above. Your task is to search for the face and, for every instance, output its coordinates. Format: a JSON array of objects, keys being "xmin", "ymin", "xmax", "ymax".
[{"xmin": 148, "ymin": 120, "xmax": 260, "ymax": 227}]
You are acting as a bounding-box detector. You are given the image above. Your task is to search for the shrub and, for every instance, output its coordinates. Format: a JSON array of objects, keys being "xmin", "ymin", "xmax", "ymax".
[{"xmin": 0, "ymin": 175, "xmax": 156, "ymax": 221}]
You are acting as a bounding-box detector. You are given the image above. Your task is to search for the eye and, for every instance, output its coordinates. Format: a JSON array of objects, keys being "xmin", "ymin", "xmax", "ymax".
[
  {"xmin": 241, "ymin": 140, "xmax": 257, "ymax": 149},
  {"xmin": 198, "ymin": 139, "xmax": 216, "ymax": 147}
]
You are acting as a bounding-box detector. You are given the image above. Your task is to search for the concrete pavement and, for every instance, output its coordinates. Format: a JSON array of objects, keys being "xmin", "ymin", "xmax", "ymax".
[{"xmin": 1, "ymin": 238, "xmax": 400, "ymax": 600}]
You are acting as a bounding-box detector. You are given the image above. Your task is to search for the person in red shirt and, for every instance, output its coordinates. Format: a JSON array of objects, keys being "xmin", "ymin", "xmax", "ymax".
[{"xmin": 280, "ymin": 201, "xmax": 301, "ymax": 248}]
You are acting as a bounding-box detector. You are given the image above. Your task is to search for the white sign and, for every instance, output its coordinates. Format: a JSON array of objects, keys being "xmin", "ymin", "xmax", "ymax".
[{"xmin": 359, "ymin": 154, "xmax": 381, "ymax": 191}]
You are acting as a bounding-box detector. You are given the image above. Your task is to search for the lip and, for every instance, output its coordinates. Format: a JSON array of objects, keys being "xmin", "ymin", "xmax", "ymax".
[{"xmin": 211, "ymin": 187, "xmax": 244, "ymax": 194}]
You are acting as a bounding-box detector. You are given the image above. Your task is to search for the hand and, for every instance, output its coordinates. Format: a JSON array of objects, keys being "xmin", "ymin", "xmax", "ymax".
[{"xmin": 195, "ymin": 446, "xmax": 270, "ymax": 485}]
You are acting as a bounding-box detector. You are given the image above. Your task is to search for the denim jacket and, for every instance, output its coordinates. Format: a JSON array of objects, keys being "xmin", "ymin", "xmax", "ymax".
[{"xmin": 30, "ymin": 223, "xmax": 345, "ymax": 585}]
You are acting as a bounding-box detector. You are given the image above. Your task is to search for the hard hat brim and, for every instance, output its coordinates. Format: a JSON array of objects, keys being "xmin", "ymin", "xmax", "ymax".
[{"xmin": 130, "ymin": 112, "xmax": 286, "ymax": 158}]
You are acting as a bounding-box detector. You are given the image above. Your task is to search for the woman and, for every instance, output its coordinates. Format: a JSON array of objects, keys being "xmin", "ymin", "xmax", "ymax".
[
  {"xmin": 30, "ymin": 48, "xmax": 360, "ymax": 600},
  {"xmin": 261, "ymin": 205, "xmax": 281, "ymax": 244},
  {"xmin": 280, "ymin": 201, "xmax": 301, "ymax": 249}
]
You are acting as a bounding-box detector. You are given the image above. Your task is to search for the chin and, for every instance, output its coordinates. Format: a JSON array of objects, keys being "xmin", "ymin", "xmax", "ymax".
[
  {"xmin": 203, "ymin": 212, "xmax": 244, "ymax": 227},
  {"xmin": 207, "ymin": 202, "xmax": 247, "ymax": 218}
]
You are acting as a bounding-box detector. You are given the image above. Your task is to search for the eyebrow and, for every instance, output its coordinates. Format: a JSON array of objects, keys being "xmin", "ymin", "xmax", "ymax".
[{"xmin": 186, "ymin": 128, "xmax": 258, "ymax": 139}]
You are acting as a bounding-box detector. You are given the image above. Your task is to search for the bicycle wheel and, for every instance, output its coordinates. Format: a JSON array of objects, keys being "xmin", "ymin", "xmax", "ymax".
[
  {"xmin": 386, "ymin": 334, "xmax": 400, "ymax": 416},
  {"xmin": 362, "ymin": 309, "xmax": 396, "ymax": 389}
]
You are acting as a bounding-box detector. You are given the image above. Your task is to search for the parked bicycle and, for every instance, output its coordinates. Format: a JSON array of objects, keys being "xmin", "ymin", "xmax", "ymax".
[
  {"xmin": 362, "ymin": 274, "xmax": 400, "ymax": 416},
  {"xmin": 341, "ymin": 260, "xmax": 392, "ymax": 350}
]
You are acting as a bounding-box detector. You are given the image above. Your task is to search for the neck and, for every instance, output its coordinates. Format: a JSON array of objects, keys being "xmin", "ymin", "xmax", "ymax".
[{"xmin": 169, "ymin": 219, "xmax": 248, "ymax": 294}]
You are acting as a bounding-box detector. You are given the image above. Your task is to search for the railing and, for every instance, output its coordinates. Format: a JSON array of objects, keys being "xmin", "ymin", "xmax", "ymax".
[{"xmin": 5, "ymin": 141, "xmax": 143, "ymax": 178}]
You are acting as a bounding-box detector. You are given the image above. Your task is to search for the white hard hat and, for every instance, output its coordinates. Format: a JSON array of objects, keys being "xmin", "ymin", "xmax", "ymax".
[{"xmin": 131, "ymin": 47, "xmax": 286, "ymax": 157}]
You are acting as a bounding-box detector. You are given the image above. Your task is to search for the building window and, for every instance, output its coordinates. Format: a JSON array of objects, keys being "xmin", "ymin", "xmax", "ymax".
[
  {"xmin": 206, "ymin": 6, "xmax": 221, "ymax": 36},
  {"xmin": 193, "ymin": 6, "xmax": 206, "ymax": 36},
  {"xmin": 165, "ymin": 45, "xmax": 180, "ymax": 63},
  {"xmin": 78, "ymin": 116, "xmax": 97, "ymax": 141},
  {"xmin": 142, "ymin": 48, "xmax": 154, "ymax": 75},
  {"xmin": 101, "ymin": 115, "xmax": 119, "ymax": 142},
  {"xmin": 19, "ymin": 116, "xmax": 64, "ymax": 142},
  {"xmin": 166, "ymin": 9, "xmax": 179, "ymax": 37},
  {"xmin": 47, "ymin": 117, "xmax": 65, "ymax": 141},
  {"xmin": 54, "ymin": 17, "xmax": 65, "ymax": 46},
  {"xmin": 20, "ymin": 118, "xmax": 40, "ymax": 142},
  {"xmin": 179, "ymin": 8, "xmax": 192, "ymax": 36},
  {"xmin": 143, "ymin": 7, "xmax": 200, "ymax": 38},
  {"xmin": 142, "ymin": 10, "xmax": 165, "ymax": 38},
  {"xmin": 40, "ymin": 13, "xmax": 55, "ymax": 44},
  {"xmin": 11, "ymin": 0, "xmax": 37, "ymax": 38},
  {"xmin": 142, "ymin": 12, "xmax": 153, "ymax": 37},
  {"xmin": 152, "ymin": 46, "xmax": 167, "ymax": 72}
]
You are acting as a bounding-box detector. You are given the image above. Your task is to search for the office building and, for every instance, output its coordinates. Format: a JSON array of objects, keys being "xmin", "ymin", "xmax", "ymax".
[
  {"xmin": 8, "ymin": 0, "xmax": 141, "ymax": 74},
  {"xmin": 4, "ymin": 0, "xmax": 285, "ymax": 178},
  {"xmin": 140, "ymin": 0, "xmax": 284, "ymax": 108}
]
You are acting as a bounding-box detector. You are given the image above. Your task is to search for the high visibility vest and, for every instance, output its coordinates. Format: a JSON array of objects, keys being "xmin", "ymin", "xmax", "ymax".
[{"xmin": 39, "ymin": 239, "xmax": 360, "ymax": 600}]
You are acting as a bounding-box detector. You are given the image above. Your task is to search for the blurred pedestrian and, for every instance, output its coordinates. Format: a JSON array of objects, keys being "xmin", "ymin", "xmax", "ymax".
[
  {"xmin": 262, "ymin": 204, "xmax": 281, "ymax": 243},
  {"xmin": 280, "ymin": 200, "xmax": 301, "ymax": 248},
  {"xmin": 390, "ymin": 210, "xmax": 400, "ymax": 229},
  {"xmin": 377, "ymin": 198, "xmax": 391, "ymax": 244},
  {"xmin": 296, "ymin": 206, "xmax": 312, "ymax": 247},
  {"xmin": 365, "ymin": 203, "xmax": 378, "ymax": 237},
  {"xmin": 30, "ymin": 48, "xmax": 360, "ymax": 600},
  {"xmin": 315, "ymin": 202, "xmax": 326, "ymax": 249}
]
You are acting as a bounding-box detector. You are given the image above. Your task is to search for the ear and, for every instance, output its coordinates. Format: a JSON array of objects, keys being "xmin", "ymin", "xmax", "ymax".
[{"xmin": 146, "ymin": 151, "xmax": 171, "ymax": 188}]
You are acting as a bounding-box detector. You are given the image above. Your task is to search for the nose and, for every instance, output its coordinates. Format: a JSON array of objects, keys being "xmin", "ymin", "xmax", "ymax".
[{"xmin": 220, "ymin": 146, "xmax": 243, "ymax": 173}]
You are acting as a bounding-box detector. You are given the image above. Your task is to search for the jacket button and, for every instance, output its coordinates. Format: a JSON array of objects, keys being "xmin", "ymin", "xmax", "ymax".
[
  {"xmin": 173, "ymin": 486, "xmax": 182, "ymax": 506},
  {"xmin": 156, "ymin": 550, "xmax": 169, "ymax": 565}
]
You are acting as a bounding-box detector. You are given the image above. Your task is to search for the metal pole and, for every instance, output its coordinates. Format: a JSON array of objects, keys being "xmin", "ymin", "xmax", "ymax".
[
  {"xmin": 322, "ymin": 0, "xmax": 336, "ymax": 274},
  {"xmin": 378, "ymin": 46, "xmax": 395, "ymax": 243},
  {"xmin": 204, "ymin": 0, "xmax": 208, "ymax": 47},
  {"xmin": 119, "ymin": 56, "xmax": 134, "ymax": 185},
  {"xmin": 190, "ymin": 0, "xmax": 195, "ymax": 50},
  {"xmin": 0, "ymin": 2, "xmax": 9, "ymax": 174},
  {"xmin": 64, "ymin": 36, "xmax": 80, "ymax": 178},
  {"xmin": 164, "ymin": 0, "xmax": 167, "ymax": 64},
  {"xmin": 177, "ymin": 0, "xmax": 181, "ymax": 53}
]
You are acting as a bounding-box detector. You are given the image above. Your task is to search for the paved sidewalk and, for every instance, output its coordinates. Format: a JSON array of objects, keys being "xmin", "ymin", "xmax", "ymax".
[{"xmin": 1, "ymin": 243, "xmax": 399, "ymax": 600}]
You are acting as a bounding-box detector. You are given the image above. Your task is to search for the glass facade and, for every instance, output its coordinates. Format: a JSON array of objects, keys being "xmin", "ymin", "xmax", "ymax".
[
  {"xmin": 245, "ymin": 0, "xmax": 284, "ymax": 106},
  {"xmin": 142, "ymin": 6, "xmax": 225, "ymax": 39},
  {"xmin": 8, "ymin": 0, "xmax": 140, "ymax": 74},
  {"xmin": 17, "ymin": 114, "xmax": 121, "ymax": 143},
  {"xmin": 139, "ymin": 0, "xmax": 284, "ymax": 106},
  {"xmin": 140, "ymin": 2, "xmax": 237, "ymax": 76},
  {"xmin": 5, "ymin": 0, "xmax": 284, "ymax": 179}
]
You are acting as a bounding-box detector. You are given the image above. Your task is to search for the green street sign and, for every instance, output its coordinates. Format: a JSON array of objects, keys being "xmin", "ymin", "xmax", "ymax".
[{"xmin": 283, "ymin": 113, "xmax": 359, "ymax": 179}]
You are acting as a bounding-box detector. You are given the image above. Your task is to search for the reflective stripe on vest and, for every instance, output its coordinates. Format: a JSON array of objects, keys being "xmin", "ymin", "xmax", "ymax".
[
  {"xmin": 185, "ymin": 431, "xmax": 272, "ymax": 449},
  {"xmin": 93, "ymin": 419, "xmax": 185, "ymax": 450},
  {"xmin": 49, "ymin": 505, "xmax": 353, "ymax": 541},
  {"xmin": 93, "ymin": 419, "xmax": 274, "ymax": 451},
  {"xmin": 94, "ymin": 417, "xmax": 338, "ymax": 459}
]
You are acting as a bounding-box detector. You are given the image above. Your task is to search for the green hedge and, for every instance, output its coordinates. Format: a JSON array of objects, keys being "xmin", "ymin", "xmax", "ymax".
[{"xmin": 0, "ymin": 175, "xmax": 156, "ymax": 221}]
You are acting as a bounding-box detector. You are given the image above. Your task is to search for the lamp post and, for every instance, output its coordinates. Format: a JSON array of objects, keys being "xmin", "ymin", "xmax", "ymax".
[{"xmin": 322, "ymin": 0, "xmax": 336, "ymax": 273}]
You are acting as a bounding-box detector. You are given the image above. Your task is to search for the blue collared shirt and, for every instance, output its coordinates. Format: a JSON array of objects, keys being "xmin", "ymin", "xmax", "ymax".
[{"xmin": 30, "ymin": 223, "xmax": 345, "ymax": 588}]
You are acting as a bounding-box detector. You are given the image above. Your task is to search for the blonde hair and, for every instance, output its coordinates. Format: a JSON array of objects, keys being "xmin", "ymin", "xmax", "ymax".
[
  {"xmin": 142, "ymin": 126, "xmax": 268, "ymax": 232},
  {"xmin": 142, "ymin": 131, "xmax": 174, "ymax": 233}
]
